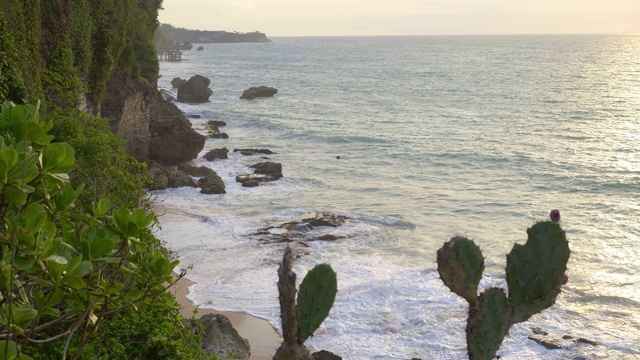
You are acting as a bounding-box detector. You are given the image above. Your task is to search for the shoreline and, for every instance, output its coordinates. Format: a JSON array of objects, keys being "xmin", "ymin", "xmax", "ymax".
[{"xmin": 170, "ymin": 275, "xmax": 281, "ymax": 360}]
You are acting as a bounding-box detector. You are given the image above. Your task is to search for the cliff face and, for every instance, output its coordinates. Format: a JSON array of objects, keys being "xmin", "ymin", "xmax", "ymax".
[
  {"xmin": 100, "ymin": 66, "xmax": 204, "ymax": 165},
  {"xmin": 0, "ymin": 0, "xmax": 204, "ymax": 166}
]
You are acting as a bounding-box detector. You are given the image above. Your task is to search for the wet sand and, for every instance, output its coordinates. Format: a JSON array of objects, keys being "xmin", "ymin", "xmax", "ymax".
[{"xmin": 171, "ymin": 276, "xmax": 281, "ymax": 360}]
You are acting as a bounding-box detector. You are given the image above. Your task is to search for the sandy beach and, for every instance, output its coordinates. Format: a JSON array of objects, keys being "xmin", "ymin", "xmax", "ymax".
[{"xmin": 170, "ymin": 276, "xmax": 281, "ymax": 360}]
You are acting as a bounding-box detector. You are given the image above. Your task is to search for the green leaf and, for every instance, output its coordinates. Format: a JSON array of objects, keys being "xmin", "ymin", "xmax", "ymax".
[
  {"xmin": 13, "ymin": 256, "xmax": 35, "ymax": 271},
  {"xmin": 12, "ymin": 307, "xmax": 37, "ymax": 326},
  {"xmin": 63, "ymin": 276, "xmax": 85, "ymax": 290},
  {"xmin": 112, "ymin": 207, "xmax": 130, "ymax": 235},
  {"xmin": 95, "ymin": 198, "xmax": 110, "ymax": 217},
  {"xmin": 90, "ymin": 238, "xmax": 115, "ymax": 259},
  {"xmin": 23, "ymin": 203, "xmax": 46, "ymax": 233},
  {"xmin": 125, "ymin": 289, "xmax": 144, "ymax": 302},
  {"xmin": 0, "ymin": 340, "xmax": 19, "ymax": 359},
  {"xmin": 68, "ymin": 260, "xmax": 92, "ymax": 277},
  {"xmin": 45, "ymin": 255, "xmax": 67, "ymax": 265},
  {"xmin": 0, "ymin": 159, "xmax": 8, "ymax": 185},
  {"xmin": 41, "ymin": 143, "xmax": 76, "ymax": 174}
]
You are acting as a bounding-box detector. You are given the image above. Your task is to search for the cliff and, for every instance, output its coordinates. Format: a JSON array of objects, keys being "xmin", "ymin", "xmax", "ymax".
[
  {"xmin": 0, "ymin": 0, "xmax": 204, "ymax": 166},
  {"xmin": 157, "ymin": 23, "xmax": 271, "ymax": 45}
]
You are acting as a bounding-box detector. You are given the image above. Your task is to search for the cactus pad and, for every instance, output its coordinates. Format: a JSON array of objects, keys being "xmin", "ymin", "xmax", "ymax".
[
  {"xmin": 506, "ymin": 221, "xmax": 570, "ymax": 323},
  {"xmin": 466, "ymin": 288, "xmax": 513, "ymax": 360},
  {"xmin": 437, "ymin": 236, "xmax": 484, "ymax": 305},
  {"xmin": 296, "ymin": 263, "xmax": 337, "ymax": 343}
]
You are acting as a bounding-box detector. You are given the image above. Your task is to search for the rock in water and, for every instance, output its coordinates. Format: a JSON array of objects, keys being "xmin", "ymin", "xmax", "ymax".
[
  {"xmin": 171, "ymin": 77, "xmax": 186, "ymax": 88},
  {"xmin": 240, "ymin": 86, "xmax": 278, "ymax": 100},
  {"xmin": 149, "ymin": 91, "xmax": 205, "ymax": 165},
  {"xmin": 198, "ymin": 314, "xmax": 250, "ymax": 360},
  {"xmin": 203, "ymin": 148, "xmax": 229, "ymax": 161},
  {"xmin": 198, "ymin": 173, "xmax": 226, "ymax": 194},
  {"xmin": 177, "ymin": 75, "xmax": 213, "ymax": 103}
]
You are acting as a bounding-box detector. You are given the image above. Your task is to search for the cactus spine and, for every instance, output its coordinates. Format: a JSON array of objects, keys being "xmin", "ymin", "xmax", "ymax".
[
  {"xmin": 274, "ymin": 246, "xmax": 337, "ymax": 360},
  {"xmin": 437, "ymin": 218, "xmax": 570, "ymax": 360}
]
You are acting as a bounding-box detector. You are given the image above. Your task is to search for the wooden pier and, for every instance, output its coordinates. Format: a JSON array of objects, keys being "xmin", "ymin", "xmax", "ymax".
[{"xmin": 159, "ymin": 51, "xmax": 183, "ymax": 62}]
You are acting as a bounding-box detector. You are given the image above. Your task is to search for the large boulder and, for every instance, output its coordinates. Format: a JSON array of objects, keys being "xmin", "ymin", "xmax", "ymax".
[
  {"xmin": 198, "ymin": 314, "xmax": 250, "ymax": 360},
  {"xmin": 149, "ymin": 90, "xmax": 206, "ymax": 165},
  {"xmin": 147, "ymin": 162, "xmax": 198, "ymax": 190},
  {"xmin": 236, "ymin": 162, "xmax": 283, "ymax": 187},
  {"xmin": 251, "ymin": 161, "xmax": 282, "ymax": 175},
  {"xmin": 177, "ymin": 163, "xmax": 216, "ymax": 177},
  {"xmin": 198, "ymin": 173, "xmax": 226, "ymax": 194},
  {"xmin": 240, "ymin": 86, "xmax": 278, "ymax": 100},
  {"xmin": 177, "ymin": 75, "xmax": 213, "ymax": 103}
]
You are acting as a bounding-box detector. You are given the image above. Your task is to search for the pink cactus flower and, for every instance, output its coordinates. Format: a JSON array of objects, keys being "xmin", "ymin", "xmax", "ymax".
[{"xmin": 550, "ymin": 209, "xmax": 561, "ymax": 223}]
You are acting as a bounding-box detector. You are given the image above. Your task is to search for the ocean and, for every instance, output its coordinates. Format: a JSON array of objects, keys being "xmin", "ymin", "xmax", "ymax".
[{"xmin": 155, "ymin": 35, "xmax": 640, "ymax": 359}]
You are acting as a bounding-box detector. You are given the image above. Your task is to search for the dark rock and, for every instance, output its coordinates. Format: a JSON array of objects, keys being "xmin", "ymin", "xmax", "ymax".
[
  {"xmin": 177, "ymin": 163, "xmax": 216, "ymax": 177},
  {"xmin": 274, "ymin": 343, "xmax": 310, "ymax": 360},
  {"xmin": 208, "ymin": 133, "xmax": 229, "ymax": 139},
  {"xmin": 576, "ymin": 337, "xmax": 598, "ymax": 346},
  {"xmin": 303, "ymin": 212, "xmax": 347, "ymax": 228},
  {"xmin": 198, "ymin": 314, "xmax": 250, "ymax": 360},
  {"xmin": 147, "ymin": 162, "xmax": 198, "ymax": 190},
  {"xmin": 313, "ymin": 234, "xmax": 339, "ymax": 241},
  {"xmin": 171, "ymin": 77, "xmax": 187, "ymax": 88},
  {"xmin": 196, "ymin": 46, "xmax": 204, "ymax": 50},
  {"xmin": 234, "ymin": 148, "xmax": 274, "ymax": 156},
  {"xmin": 148, "ymin": 90, "xmax": 205, "ymax": 165},
  {"xmin": 208, "ymin": 120, "xmax": 227, "ymax": 127},
  {"xmin": 562, "ymin": 335, "xmax": 574, "ymax": 340},
  {"xmin": 240, "ymin": 179, "xmax": 260, "ymax": 187},
  {"xmin": 254, "ymin": 212, "xmax": 349, "ymax": 244},
  {"xmin": 236, "ymin": 173, "xmax": 282, "ymax": 186},
  {"xmin": 250, "ymin": 161, "xmax": 282, "ymax": 175},
  {"xmin": 240, "ymin": 86, "xmax": 278, "ymax": 100},
  {"xmin": 177, "ymin": 75, "xmax": 213, "ymax": 103},
  {"xmin": 528, "ymin": 335, "xmax": 562, "ymax": 350},
  {"xmin": 199, "ymin": 173, "xmax": 226, "ymax": 194},
  {"xmin": 204, "ymin": 148, "xmax": 229, "ymax": 161},
  {"xmin": 187, "ymin": 114, "xmax": 201, "ymax": 119},
  {"xmin": 530, "ymin": 327, "xmax": 549, "ymax": 336},
  {"xmin": 312, "ymin": 350, "xmax": 342, "ymax": 360}
]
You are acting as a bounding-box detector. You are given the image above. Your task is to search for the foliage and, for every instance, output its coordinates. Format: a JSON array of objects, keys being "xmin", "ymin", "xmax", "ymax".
[
  {"xmin": 437, "ymin": 218, "xmax": 570, "ymax": 360},
  {"xmin": 0, "ymin": 101, "xmax": 178, "ymax": 359},
  {"xmin": 46, "ymin": 109, "xmax": 149, "ymax": 212},
  {"xmin": 0, "ymin": 8, "xmax": 27, "ymax": 104},
  {"xmin": 157, "ymin": 23, "xmax": 270, "ymax": 44},
  {"xmin": 26, "ymin": 291, "xmax": 215, "ymax": 360}
]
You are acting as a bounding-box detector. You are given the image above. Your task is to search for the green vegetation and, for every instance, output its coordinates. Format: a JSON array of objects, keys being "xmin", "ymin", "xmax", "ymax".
[
  {"xmin": 157, "ymin": 23, "xmax": 271, "ymax": 46},
  {"xmin": 0, "ymin": 0, "xmax": 215, "ymax": 358},
  {"xmin": 437, "ymin": 221, "xmax": 570, "ymax": 360},
  {"xmin": 0, "ymin": 101, "xmax": 210, "ymax": 359},
  {"xmin": 274, "ymin": 247, "xmax": 337, "ymax": 360}
]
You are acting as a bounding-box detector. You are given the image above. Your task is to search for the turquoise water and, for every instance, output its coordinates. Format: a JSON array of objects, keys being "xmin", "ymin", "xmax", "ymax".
[{"xmin": 156, "ymin": 35, "xmax": 640, "ymax": 359}]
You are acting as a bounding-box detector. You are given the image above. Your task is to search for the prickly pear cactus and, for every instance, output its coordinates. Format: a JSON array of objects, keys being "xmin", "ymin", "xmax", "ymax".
[
  {"xmin": 437, "ymin": 213, "xmax": 570, "ymax": 360},
  {"xmin": 506, "ymin": 221, "xmax": 569, "ymax": 323},
  {"xmin": 466, "ymin": 288, "xmax": 512, "ymax": 360},
  {"xmin": 274, "ymin": 247, "xmax": 337, "ymax": 360},
  {"xmin": 297, "ymin": 263, "xmax": 337, "ymax": 343},
  {"xmin": 437, "ymin": 236, "xmax": 484, "ymax": 305}
]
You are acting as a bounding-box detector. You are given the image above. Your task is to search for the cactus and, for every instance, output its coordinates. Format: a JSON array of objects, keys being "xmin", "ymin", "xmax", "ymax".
[
  {"xmin": 437, "ymin": 213, "xmax": 570, "ymax": 360},
  {"xmin": 274, "ymin": 246, "xmax": 337, "ymax": 360}
]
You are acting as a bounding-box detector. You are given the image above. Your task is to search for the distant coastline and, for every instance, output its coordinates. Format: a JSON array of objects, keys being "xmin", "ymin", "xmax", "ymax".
[{"xmin": 158, "ymin": 23, "xmax": 271, "ymax": 44}]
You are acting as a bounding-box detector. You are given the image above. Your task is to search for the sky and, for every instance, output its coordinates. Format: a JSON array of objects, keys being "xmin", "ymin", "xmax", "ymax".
[{"xmin": 159, "ymin": 0, "xmax": 640, "ymax": 37}]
